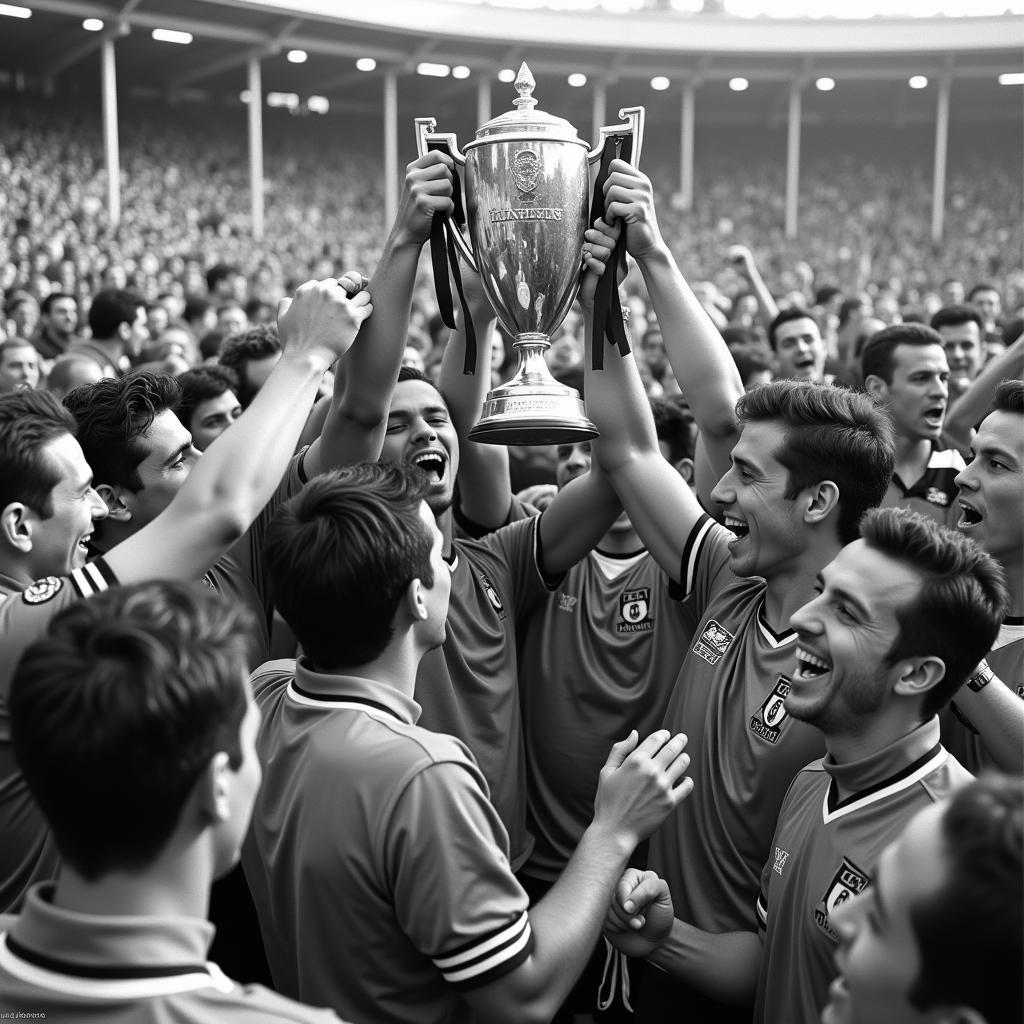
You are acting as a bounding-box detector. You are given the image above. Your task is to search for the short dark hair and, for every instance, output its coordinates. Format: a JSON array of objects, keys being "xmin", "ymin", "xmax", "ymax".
[
  {"xmin": 929, "ymin": 304, "xmax": 984, "ymax": 333},
  {"xmin": 183, "ymin": 294, "xmax": 211, "ymax": 324},
  {"xmin": 11, "ymin": 581, "xmax": 252, "ymax": 881},
  {"xmin": 909, "ymin": 774, "xmax": 1023, "ymax": 1022},
  {"xmin": 837, "ymin": 297, "xmax": 865, "ymax": 328},
  {"xmin": 0, "ymin": 390, "xmax": 77, "ymax": 519},
  {"xmin": 860, "ymin": 323, "xmax": 945, "ymax": 385},
  {"xmin": 860, "ymin": 507, "xmax": 1007, "ymax": 718},
  {"xmin": 205, "ymin": 262, "xmax": 240, "ymax": 294},
  {"xmin": 651, "ymin": 398, "xmax": 696, "ymax": 465},
  {"xmin": 396, "ymin": 363, "xmax": 451, "ymax": 406},
  {"xmin": 967, "ymin": 282, "xmax": 1000, "ymax": 303},
  {"xmin": 992, "ymin": 378, "xmax": 1023, "ymax": 415},
  {"xmin": 814, "ymin": 285, "xmax": 842, "ymax": 306},
  {"xmin": 64, "ymin": 371, "xmax": 181, "ymax": 493},
  {"xmin": 217, "ymin": 324, "xmax": 281, "ymax": 407},
  {"xmin": 721, "ymin": 325, "xmax": 759, "ymax": 351},
  {"xmin": 86, "ymin": 288, "xmax": 143, "ymax": 340},
  {"xmin": 175, "ymin": 365, "xmax": 240, "ymax": 432},
  {"xmin": 731, "ymin": 348, "xmax": 774, "ymax": 389},
  {"xmin": 737, "ymin": 380, "xmax": 895, "ymax": 544},
  {"xmin": 40, "ymin": 292, "xmax": 76, "ymax": 317},
  {"xmin": 264, "ymin": 462, "xmax": 433, "ymax": 671},
  {"xmin": 767, "ymin": 307, "xmax": 818, "ymax": 351}
]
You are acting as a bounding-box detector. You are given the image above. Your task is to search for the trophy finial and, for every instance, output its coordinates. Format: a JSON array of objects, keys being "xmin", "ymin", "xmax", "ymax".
[{"xmin": 513, "ymin": 62, "xmax": 537, "ymax": 111}]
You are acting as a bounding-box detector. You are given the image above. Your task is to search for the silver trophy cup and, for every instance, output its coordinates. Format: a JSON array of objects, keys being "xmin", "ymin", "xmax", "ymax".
[{"xmin": 416, "ymin": 63, "xmax": 644, "ymax": 445}]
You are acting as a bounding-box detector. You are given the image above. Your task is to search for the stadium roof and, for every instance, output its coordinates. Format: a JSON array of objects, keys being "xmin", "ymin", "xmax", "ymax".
[{"xmin": 1, "ymin": 1, "xmax": 1021, "ymax": 127}]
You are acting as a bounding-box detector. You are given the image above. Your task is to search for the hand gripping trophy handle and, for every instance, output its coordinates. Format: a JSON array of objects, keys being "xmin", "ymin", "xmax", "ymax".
[{"xmin": 415, "ymin": 65, "xmax": 645, "ymax": 445}]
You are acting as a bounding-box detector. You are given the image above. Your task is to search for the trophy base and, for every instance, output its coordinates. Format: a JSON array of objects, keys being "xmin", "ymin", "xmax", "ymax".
[{"xmin": 469, "ymin": 390, "xmax": 599, "ymax": 447}]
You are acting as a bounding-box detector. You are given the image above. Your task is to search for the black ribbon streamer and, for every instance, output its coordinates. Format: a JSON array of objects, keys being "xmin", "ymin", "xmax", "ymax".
[
  {"xmin": 588, "ymin": 133, "xmax": 634, "ymax": 370},
  {"xmin": 426, "ymin": 140, "xmax": 478, "ymax": 375}
]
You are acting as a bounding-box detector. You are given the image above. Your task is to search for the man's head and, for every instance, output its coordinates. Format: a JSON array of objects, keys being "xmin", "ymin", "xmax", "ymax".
[
  {"xmin": 640, "ymin": 323, "xmax": 668, "ymax": 379},
  {"xmin": 6, "ymin": 293, "xmax": 39, "ymax": 337},
  {"xmin": 967, "ymin": 283, "xmax": 1002, "ymax": 327},
  {"xmin": 955, "ymin": 379, "xmax": 1023, "ymax": 562},
  {"xmin": 39, "ymin": 292, "xmax": 79, "ymax": 341},
  {"xmin": 216, "ymin": 302, "xmax": 249, "ymax": 338},
  {"xmin": 0, "ymin": 390, "xmax": 106, "ymax": 578},
  {"xmin": 205, "ymin": 262, "xmax": 244, "ymax": 302},
  {"xmin": 862, "ymin": 324, "xmax": 950, "ymax": 443},
  {"xmin": 175, "ymin": 365, "xmax": 242, "ymax": 452},
  {"xmin": 217, "ymin": 324, "xmax": 282, "ymax": 409},
  {"xmin": 0, "ymin": 338, "xmax": 41, "ymax": 392},
  {"xmin": 767, "ymin": 308, "xmax": 827, "ymax": 383},
  {"xmin": 44, "ymin": 354, "xmax": 104, "ymax": 402},
  {"xmin": 652, "ymin": 398, "xmax": 697, "ymax": 484},
  {"xmin": 787, "ymin": 508, "xmax": 1006, "ymax": 737},
  {"xmin": 264, "ymin": 462, "xmax": 449, "ymax": 672},
  {"xmin": 11, "ymin": 581, "xmax": 260, "ymax": 883},
  {"xmin": 939, "ymin": 277, "xmax": 964, "ymax": 307},
  {"xmin": 87, "ymin": 288, "xmax": 148, "ymax": 356},
  {"xmin": 63, "ymin": 372, "xmax": 199, "ymax": 543},
  {"xmin": 929, "ymin": 305, "xmax": 986, "ymax": 397},
  {"xmin": 711, "ymin": 381, "xmax": 895, "ymax": 579},
  {"xmin": 824, "ymin": 774, "xmax": 1023, "ymax": 1024},
  {"xmin": 381, "ymin": 366, "xmax": 460, "ymax": 518}
]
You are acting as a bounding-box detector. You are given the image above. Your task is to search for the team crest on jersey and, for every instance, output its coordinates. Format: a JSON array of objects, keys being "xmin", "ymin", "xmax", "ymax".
[
  {"xmin": 557, "ymin": 593, "xmax": 578, "ymax": 614},
  {"xmin": 925, "ymin": 487, "xmax": 951, "ymax": 507},
  {"xmin": 618, "ymin": 588, "xmax": 653, "ymax": 633},
  {"xmin": 22, "ymin": 576, "xmax": 64, "ymax": 605},
  {"xmin": 814, "ymin": 858, "xmax": 871, "ymax": 940},
  {"xmin": 773, "ymin": 847, "xmax": 790, "ymax": 876},
  {"xmin": 478, "ymin": 572, "xmax": 507, "ymax": 619},
  {"xmin": 749, "ymin": 675, "xmax": 792, "ymax": 744},
  {"xmin": 693, "ymin": 619, "xmax": 734, "ymax": 665}
]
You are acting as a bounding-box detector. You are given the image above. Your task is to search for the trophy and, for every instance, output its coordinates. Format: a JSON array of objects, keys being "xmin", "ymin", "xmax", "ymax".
[{"xmin": 416, "ymin": 63, "xmax": 644, "ymax": 445}]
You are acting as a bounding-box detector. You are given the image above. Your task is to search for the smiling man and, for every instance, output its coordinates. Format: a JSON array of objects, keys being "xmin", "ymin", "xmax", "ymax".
[
  {"xmin": 862, "ymin": 323, "xmax": 964, "ymax": 529},
  {"xmin": 823, "ymin": 773, "xmax": 1022, "ymax": 1024},
  {"xmin": 605, "ymin": 509, "xmax": 1007, "ymax": 1024},
  {"xmin": 768, "ymin": 307, "xmax": 829, "ymax": 384}
]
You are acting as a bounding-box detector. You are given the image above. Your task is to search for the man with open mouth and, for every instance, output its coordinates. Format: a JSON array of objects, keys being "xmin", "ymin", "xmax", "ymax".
[{"xmin": 862, "ymin": 322, "xmax": 965, "ymax": 531}]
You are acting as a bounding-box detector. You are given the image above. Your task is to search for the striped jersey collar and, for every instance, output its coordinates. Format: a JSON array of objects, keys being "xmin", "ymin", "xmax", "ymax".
[
  {"xmin": 289, "ymin": 658, "xmax": 421, "ymax": 725},
  {"xmin": 756, "ymin": 599, "xmax": 798, "ymax": 648},
  {"xmin": 0, "ymin": 882, "xmax": 232, "ymax": 998},
  {"xmin": 821, "ymin": 717, "xmax": 944, "ymax": 822}
]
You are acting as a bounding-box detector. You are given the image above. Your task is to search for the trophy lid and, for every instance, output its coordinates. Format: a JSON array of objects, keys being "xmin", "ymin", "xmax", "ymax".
[{"xmin": 474, "ymin": 63, "xmax": 581, "ymax": 142}]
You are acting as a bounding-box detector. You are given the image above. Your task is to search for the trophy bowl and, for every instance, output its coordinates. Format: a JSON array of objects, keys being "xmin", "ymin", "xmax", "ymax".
[{"xmin": 416, "ymin": 63, "xmax": 644, "ymax": 445}]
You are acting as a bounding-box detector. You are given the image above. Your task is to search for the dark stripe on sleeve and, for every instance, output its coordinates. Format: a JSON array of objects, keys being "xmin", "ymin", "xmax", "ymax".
[
  {"xmin": 434, "ymin": 913, "xmax": 533, "ymax": 991},
  {"xmin": 677, "ymin": 513, "xmax": 713, "ymax": 596},
  {"xmin": 70, "ymin": 557, "xmax": 117, "ymax": 598}
]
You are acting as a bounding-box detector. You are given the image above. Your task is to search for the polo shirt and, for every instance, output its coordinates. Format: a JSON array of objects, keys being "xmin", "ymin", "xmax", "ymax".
[
  {"xmin": 416, "ymin": 512, "xmax": 553, "ymax": 871},
  {"xmin": 243, "ymin": 661, "xmax": 533, "ymax": 1024},
  {"xmin": 882, "ymin": 445, "xmax": 965, "ymax": 529},
  {"xmin": 754, "ymin": 719, "xmax": 971, "ymax": 1023},
  {"xmin": 0, "ymin": 883, "xmax": 344, "ymax": 1023},
  {"xmin": 0, "ymin": 560, "xmax": 118, "ymax": 913},
  {"xmin": 520, "ymin": 546, "xmax": 698, "ymax": 881}
]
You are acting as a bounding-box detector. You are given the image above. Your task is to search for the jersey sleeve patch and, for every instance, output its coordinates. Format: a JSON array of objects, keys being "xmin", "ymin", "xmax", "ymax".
[
  {"xmin": 21, "ymin": 577, "xmax": 64, "ymax": 604},
  {"xmin": 433, "ymin": 912, "xmax": 533, "ymax": 990}
]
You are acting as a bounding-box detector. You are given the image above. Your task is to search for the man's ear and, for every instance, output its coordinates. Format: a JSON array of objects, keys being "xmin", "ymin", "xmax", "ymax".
[
  {"xmin": 197, "ymin": 751, "xmax": 233, "ymax": 824},
  {"xmin": 893, "ymin": 656, "xmax": 946, "ymax": 699},
  {"xmin": 0, "ymin": 502, "xmax": 33, "ymax": 554},
  {"xmin": 403, "ymin": 578, "xmax": 428, "ymax": 623},
  {"xmin": 863, "ymin": 374, "xmax": 887, "ymax": 401},
  {"xmin": 676, "ymin": 457, "xmax": 695, "ymax": 486},
  {"xmin": 96, "ymin": 484, "xmax": 132, "ymax": 522},
  {"xmin": 802, "ymin": 480, "xmax": 840, "ymax": 526}
]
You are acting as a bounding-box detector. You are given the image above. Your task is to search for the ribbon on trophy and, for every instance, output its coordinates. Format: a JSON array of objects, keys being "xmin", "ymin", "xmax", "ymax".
[
  {"xmin": 588, "ymin": 133, "xmax": 634, "ymax": 371},
  {"xmin": 426, "ymin": 140, "xmax": 478, "ymax": 375}
]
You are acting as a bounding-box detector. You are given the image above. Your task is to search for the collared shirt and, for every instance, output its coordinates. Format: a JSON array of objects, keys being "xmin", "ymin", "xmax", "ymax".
[
  {"xmin": 883, "ymin": 444, "xmax": 965, "ymax": 529},
  {"xmin": 243, "ymin": 661, "xmax": 533, "ymax": 1024},
  {"xmin": 754, "ymin": 718, "xmax": 971, "ymax": 1024},
  {"xmin": 0, "ymin": 883, "xmax": 343, "ymax": 1023}
]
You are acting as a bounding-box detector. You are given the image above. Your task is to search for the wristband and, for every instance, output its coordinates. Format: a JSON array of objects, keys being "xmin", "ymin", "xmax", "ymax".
[{"xmin": 966, "ymin": 660, "xmax": 994, "ymax": 693}]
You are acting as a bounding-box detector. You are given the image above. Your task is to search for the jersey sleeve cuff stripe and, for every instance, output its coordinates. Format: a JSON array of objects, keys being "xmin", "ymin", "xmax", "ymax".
[
  {"xmin": 756, "ymin": 895, "xmax": 768, "ymax": 929},
  {"xmin": 70, "ymin": 558, "xmax": 117, "ymax": 598},
  {"xmin": 434, "ymin": 913, "xmax": 530, "ymax": 968},
  {"xmin": 679, "ymin": 514, "xmax": 713, "ymax": 595},
  {"xmin": 436, "ymin": 918, "xmax": 533, "ymax": 990}
]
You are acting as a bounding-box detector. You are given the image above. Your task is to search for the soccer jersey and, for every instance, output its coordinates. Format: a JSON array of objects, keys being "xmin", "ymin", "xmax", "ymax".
[
  {"xmin": 941, "ymin": 614, "xmax": 1024, "ymax": 774},
  {"xmin": 0, "ymin": 883, "xmax": 344, "ymax": 1023},
  {"xmin": 243, "ymin": 662, "xmax": 533, "ymax": 1024},
  {"xmin": 520, "ymin": 547, "xmax": 698, "ymax": 881},
  {"xmin": 648, "ymin": 516, "xmax": 825, "ymax": 934},
  {"xmin": 0, "ymin": 560, "xmax": 118, "ymax": 913},
  {"xmin": 754, "ymin": 719, "xmax": 971, "ymax": 1023},
  {"xmin": 882, "ymin": 445, "xmax": 965, "ymax": 529},
  {"xmin": 416, "ymin": 513, "xmax": 553, "ymax": 871}
]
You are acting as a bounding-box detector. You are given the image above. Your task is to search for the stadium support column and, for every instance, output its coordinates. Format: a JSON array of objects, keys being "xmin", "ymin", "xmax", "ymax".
[
  {"xmin": 785, "ymin": 81, "xmax": 802, "ymax": 240},
  {"xmin": 384, "ymin": 70, "xmax": 398, "ymax": 233},
  {"xmin": 932, "ymin": 75, "xmax": 951, "ymax": 244},
  {"xmin": 101, "ymin": 39, "xmax": 121, "ymax": 229},
  {"xmin": 592, "ymin": 81, "xmax": 606, "ymax": 141},
  {"xmin": 477, "ymin": 78, "xmax": 491, "ymax": 127},
  {"xmin": 248, "ymin": 57, "xmax": 265, "ymax": 243},
  {"xmin": 679, "ymin": 80, "xmax": 695, "ymax": 212}
]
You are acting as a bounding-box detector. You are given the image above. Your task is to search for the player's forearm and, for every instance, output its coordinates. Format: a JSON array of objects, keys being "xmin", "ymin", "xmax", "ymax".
[
  {"xmin": 644, "ymin": 918, "xmax": 762, "ymax": 1007},
  {"xmin": 636, "ymin": 244, "xmax": 743, "ymax": 462},
  {"xmin": 744, "ymin": 261, "xmax": 779, "ymax": 326},
  {"xmin": 952, "ymin": 671, "xmax": 1024, "ymax": 774},
  {"xmin": 944, "ymin": 334, "xmax": 1024, "ymax": 449}
]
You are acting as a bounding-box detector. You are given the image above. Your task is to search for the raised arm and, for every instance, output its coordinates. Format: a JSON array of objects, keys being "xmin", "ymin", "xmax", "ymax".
[
  {"xmin": 727, "ymin": 244, "xmax": 779, "ymax": 327},
  {"xmin": 437, "ymin": 264, "xmax": 511, "ymax": 529},
  {"xmin": 950, "ymin": 661, "xmax": 1024, "ymax": 774},
  {"xmin": 944, "ymin": 332, "xmax": 1024, "ymax": 452},
  {"xmin": 105, "ymin": 281, "xmax": 370, "ymax": 584},
  {"xmin": 315, "ymin": 152, "xmax": 454, "ymax": 469}
]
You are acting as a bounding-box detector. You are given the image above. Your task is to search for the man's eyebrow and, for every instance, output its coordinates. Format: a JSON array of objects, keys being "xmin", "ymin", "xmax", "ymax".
[{"xmin": 163, "ymin": 442, "xmax": 192, "ymax": 468}]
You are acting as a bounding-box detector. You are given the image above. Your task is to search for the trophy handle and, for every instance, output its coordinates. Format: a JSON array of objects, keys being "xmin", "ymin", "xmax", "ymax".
[
  {"xmin": 587, "ymin": 106, "xmax": 645, "ymax": 168},
  {"xmin": 414, "ymin": 117, "xmax": 477, "ymax": 272}
]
